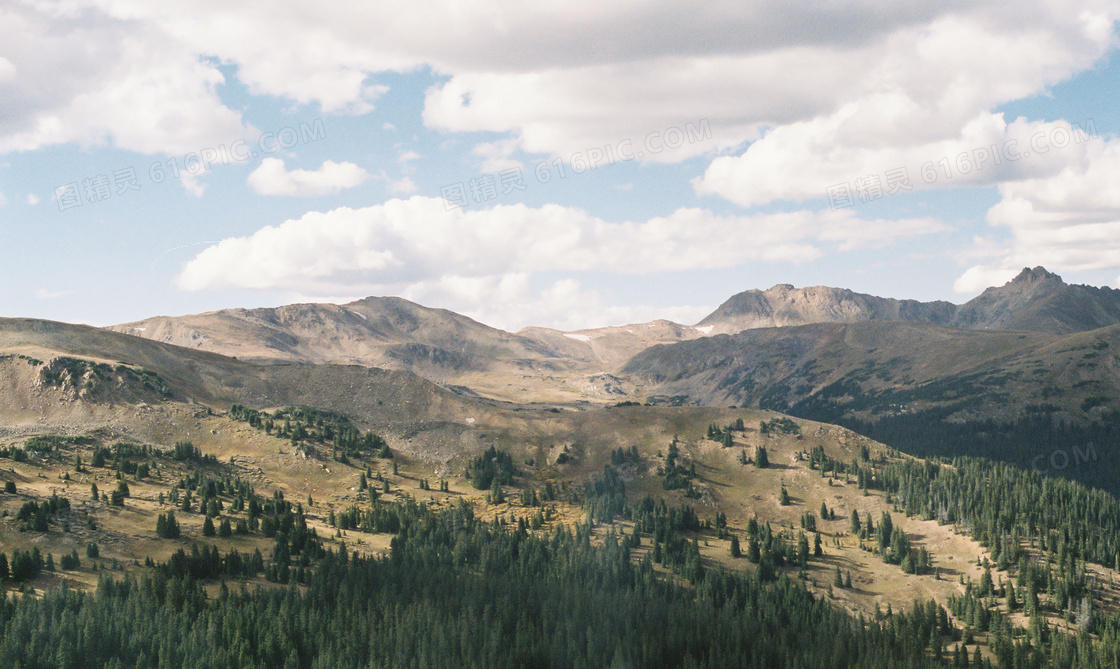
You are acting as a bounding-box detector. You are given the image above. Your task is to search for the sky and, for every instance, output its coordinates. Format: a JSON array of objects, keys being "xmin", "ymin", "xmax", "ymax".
[{"xmin": 2, "ymin": 1, "xmax": 1120, "ymax": 332}]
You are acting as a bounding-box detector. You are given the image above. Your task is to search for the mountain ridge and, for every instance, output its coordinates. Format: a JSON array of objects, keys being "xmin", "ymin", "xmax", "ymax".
[{"xmin": 699, "ymin": 266, "xmax": 1120, "ymax": 335}]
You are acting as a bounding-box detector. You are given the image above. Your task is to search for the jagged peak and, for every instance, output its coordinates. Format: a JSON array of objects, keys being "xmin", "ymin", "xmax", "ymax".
[{"xmin": 1010, "ymin": 266, "xmax": 1063, "ymax": 285}]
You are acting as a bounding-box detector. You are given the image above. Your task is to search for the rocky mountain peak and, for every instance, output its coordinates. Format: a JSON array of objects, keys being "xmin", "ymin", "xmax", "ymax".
[{"xmin": 1010, "ymin": 266, "xmax": 1063, "ymax": 285}]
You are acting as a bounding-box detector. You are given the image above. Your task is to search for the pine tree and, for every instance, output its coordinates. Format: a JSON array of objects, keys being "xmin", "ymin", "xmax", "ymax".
[
  {"xmin": 203, "ymin": 516, "xmax": 216, "ymax": 537},
  {"xmin": 1077, "ymin": 597, "xmax": 1093, "ymax": 632},
  {"xmin": 877, "ymin": 511, "xmax": 893, "ymax": 551},
  {"xmin": 747, "ymin": 534, "xmax": 761, "ymax": 563},
  {"xmin": 756, "ymin": 446, "xmax": 769, "ymax": 469},
  {"xmin": 489, "ymin": 478, "xmax": 505, "ymax": 504},
  {"xmin": 730, "ymin": 535, "xmax": 741, "ymax": 558}
]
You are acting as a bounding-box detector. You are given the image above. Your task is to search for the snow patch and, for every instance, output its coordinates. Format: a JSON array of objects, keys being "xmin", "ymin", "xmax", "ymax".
[
  {"xmin": 694, "ymin": 325, "xmax": 714, "ymax": 334},
  {"xmin": 465, "ymin": 417, "xmax": 476, "ymax": 424},
  {"xmin": 564, "ymin": 333, "xmax": 592, "ymax": 343}
]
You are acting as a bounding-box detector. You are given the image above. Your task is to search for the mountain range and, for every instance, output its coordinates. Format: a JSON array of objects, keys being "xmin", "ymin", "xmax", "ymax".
[
  {"xmin": 4, "ymin": 266, "xmax": 1120, "ymax": 491},
  {"xmin": 112, "ymin": 267, "xmax": 1120, "ymax": 373}
]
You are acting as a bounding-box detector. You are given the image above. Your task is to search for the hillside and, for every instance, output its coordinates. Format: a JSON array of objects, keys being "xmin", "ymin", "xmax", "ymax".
[
  {"xmin": 624, "ymin": 320, "xmax": 1120, "ymax": 492},
  {"xmin": 5, "ymin": 312, "xmax": 1120, "ymax": 665}
]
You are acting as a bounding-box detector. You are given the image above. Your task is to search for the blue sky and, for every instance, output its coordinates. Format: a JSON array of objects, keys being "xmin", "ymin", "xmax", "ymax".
[{"xmin": 2, "ymin": 2, "xmax": 1120, "ymax": 331}]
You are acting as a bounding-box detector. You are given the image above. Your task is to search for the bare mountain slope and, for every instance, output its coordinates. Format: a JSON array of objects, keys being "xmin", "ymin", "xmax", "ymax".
[
  {"xmin": 697, "ymin": 284, "xmax": 957, "ymax": 334},
  {"xmin": 109, "ymin": 297, "xmax": 562, "ymax": 372},
  {"xmin": 108, "ymin": 298, "xmax": 717, "ymax": 403},
  {"xmin": 623, "ymin": 319, "xmax": 1120, "ymax": 492},
  {"xmin": 624, "ymin": 320, "xmax": 1120, "ymax": 415},
  {"xmin": 699, "ymin": 267, "xmax": 1120, "ymax": 335},
  {"xmin": 952, "ymin": 267, "xmax": 1120, "ymax": 333},
  {"xmin": 0, "ymin": 317, "xmax": 486, "ymax": 428}
]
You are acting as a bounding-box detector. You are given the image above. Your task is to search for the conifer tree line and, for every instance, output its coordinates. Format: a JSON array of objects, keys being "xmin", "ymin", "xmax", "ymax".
[
  {"xmin": 0, "ymin": 498, "xmax": 958, "ymax": 668},
  {"xmin": 229, "ymin": 404, "xmax": 390, "ymax": 460},
  {"xmin": 11, "ymin": 431, "xmax": 1120, "ymax": 665}
]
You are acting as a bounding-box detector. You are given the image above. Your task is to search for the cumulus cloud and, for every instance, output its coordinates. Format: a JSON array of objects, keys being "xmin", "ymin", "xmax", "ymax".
[
  {"xmin": 472, "ymin": 139, "xmax": 522, "ymax": 173},
  {"xmin": 26, "ymin": 193, "xmax": 39, "ymax": 205},
  {"xmin": 175, "ymin": 196, "xmax": 945, "ymax": 327},
  {"xmin": 693, "ymin": 7, "xmax": 1113, "ymax": 206},
  {"xmin": 387, "ymin": 177, "xmax": 418, "ymax": 195},
  {"xmin": 953, "ymin": 266, "xmax": 1021, "ymax": 293},
  {"xmin": 35, "ymin": 288, "xmax": 75, "ymax": 300},
  {"xmin": 247, "ymin": 158, "xmax": 371, "ymax": 196},
  {"xmin": 176, "ymin": 196, "xmax": 945, "ymax": 292},
  {"xmin": 697, "ymin": 114, "xmax": 1100, "ymax": 207},
  {"xmin": 0, "ymin": 3, "xmax": 247, "ymax": 155},
  {"xmin": 955, "ymin": 136, "xmax": 1120, "ymax": 289},
  {"xmin": 397, "ymin": 274, "xmax": 714, "ymax": 331},
  {"xmin": 6, "ymin": 0, "xmax": 1120, "ymax": 304},
  {"xmin": 9, "ymin": 0, "xmax": 1114, "ymax": 173}
]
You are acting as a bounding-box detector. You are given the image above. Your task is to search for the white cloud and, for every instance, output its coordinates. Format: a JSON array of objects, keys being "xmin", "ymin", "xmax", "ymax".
[
  {"xmin": 0, "ymin": 191, "xmax": 7, "ymax": 206},
  {"xmin": 35, "ymin": 288, "xmax": 75, "ymax": 300},
  {"xmin": 471, "ymin": 139, "xmax": 522, "ymax": 173},
  {"xmin": 0, "ymin": 3, "xmax": 248, "ymax": 155},
  {"xmin": 954, "ymin": 136, "xmax": 1120, "ymax": 287},
  {"xmin": 0, "ymin": 56, "xmax": 15, "ymax": 83},
  {"xmin": 9, "ymin": 0, "xmax": 1113, "ymax": 174},
  {"xmin": 398, "ymin": 274, "xmax": 713, "ymax": 331},
  {"xmin": 691, "ymin": 4, "xmax": 1114, "ymax": 207},
  {"xmin": 26, "ymin": 193, "xmax": 39, "ymax": 205},
  {"xmin": 423, "ymin": 5, "xmax": 1115, "ymax": 164},
  {"xmin": 397, "ymin": 151, "xmax": 422, "ymax": 180},
  {"xmin": 175, "ymin": 196, "xmax": 945, "ymax": 327},
  {"xmin": 697, "ymin": 113, "xmax": 1101, "ymax": 207},
  {"xmin": 953, "ymin": 266, "xmax": 1020, "ymax": 293},
  {"xmin": 180, "ymin": 172, "xmax": 208, "ymax": 198},
  {"xmin": 247, "ymin": 158, "xmax": 371, "ymax": 196},
  {"xmin": 387, "ymin": 177, "xmax": 418, "ymax": 195}
]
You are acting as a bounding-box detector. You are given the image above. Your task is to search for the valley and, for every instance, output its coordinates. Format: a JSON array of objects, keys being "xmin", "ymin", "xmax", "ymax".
[{"xmin": 1, "ymin": 268, "xmax": 1120, "ymax": 665}]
